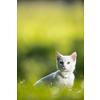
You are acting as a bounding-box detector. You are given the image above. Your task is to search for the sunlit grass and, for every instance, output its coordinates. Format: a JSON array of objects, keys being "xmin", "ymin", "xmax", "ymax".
[
  {"xmin": 17, "ymin": 1, "xmax": 83, "ymax": 54},
  {"xmin": 17, "ymin": 79, "xmax": 84, "ymax": 100}
]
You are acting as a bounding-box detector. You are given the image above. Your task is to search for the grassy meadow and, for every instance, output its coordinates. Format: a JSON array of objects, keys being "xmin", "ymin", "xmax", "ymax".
[{"xmin": 17, "ymin": 1, "xmax": 84, "ymax": 100}]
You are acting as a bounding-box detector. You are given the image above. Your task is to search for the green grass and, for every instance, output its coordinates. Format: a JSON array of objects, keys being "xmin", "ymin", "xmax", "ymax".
[
  {"xmin": 17, "ymin": 79, "xmax": 84, "ymax": 100},
  {"xmin": 17, "ymin": 1, "xmax": 84, "ymax": 100}
]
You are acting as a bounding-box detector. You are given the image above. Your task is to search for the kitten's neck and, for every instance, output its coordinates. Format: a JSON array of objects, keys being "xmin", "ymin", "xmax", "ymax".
[{"xmin": 58, "ymin": 70, "xmax": 72, "ymax": 79}]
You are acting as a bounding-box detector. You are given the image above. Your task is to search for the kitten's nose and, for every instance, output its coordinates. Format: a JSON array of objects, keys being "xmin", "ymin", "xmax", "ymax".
[{"xmin": 63, "ymin": 66, "xmax": 65, "ymax": 68}]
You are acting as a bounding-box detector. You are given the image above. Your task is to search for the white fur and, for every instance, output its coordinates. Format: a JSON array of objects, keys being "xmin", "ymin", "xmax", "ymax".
[{"xmin": 33, "ymin": 52, "xmax": 77, "ymax": 88}]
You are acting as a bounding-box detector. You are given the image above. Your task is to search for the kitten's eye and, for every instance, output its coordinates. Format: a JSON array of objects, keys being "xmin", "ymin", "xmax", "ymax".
[
  {"xmin": 60, "ymin": 62, "xmax": 63, "ymax": 64},
  {"xmin": 67, "ymin": 62, "xmax": 70, "ymax": 64}
]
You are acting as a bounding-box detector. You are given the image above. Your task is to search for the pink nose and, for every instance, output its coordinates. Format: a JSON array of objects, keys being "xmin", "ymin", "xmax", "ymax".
[{"xmin": 63, "ymin": 66, "xmax": 65, "ymax": 68}]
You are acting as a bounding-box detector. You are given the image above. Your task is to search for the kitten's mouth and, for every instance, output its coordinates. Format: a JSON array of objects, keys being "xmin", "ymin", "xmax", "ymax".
[
  {"xmin": 63, "ymin": 67, "xmax": 66, "ymax": 70},
  {"xmin": 62, "ymin": 67, "xmax": 66, "ymax": 70},
  {"xmin": 62, "ymin": 67, "xmax": 69, "ymax": 72}
]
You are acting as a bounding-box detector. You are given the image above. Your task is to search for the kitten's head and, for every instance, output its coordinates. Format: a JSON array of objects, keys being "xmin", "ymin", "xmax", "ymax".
[{"xmin": 56, "ymin": 52, "xmax": 77, "ymax": 72}]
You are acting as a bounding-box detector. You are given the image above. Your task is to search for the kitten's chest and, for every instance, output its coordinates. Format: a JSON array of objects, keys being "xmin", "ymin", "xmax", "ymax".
[
  {"xmin": 54, "ymin": 73, "xmax": 74, "ymax": 87},
  {"xmin": 58, "ymin": 76, "xmax": 70, "ymax": 85}
]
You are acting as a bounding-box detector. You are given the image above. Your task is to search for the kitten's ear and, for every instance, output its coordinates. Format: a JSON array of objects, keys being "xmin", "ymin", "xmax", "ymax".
[
  {"xmin": 70, "ymin": 52, "xmax": 77, "ymax": 61},
  {"xmin": 56, "ymin": 51, "xmax": 62, "ymax": 60}
]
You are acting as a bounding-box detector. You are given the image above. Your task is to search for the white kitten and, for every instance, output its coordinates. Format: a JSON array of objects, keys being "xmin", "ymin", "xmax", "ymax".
[{"xmin": 33, "ymin": 52, "xmax": 77, "ymax": 88}]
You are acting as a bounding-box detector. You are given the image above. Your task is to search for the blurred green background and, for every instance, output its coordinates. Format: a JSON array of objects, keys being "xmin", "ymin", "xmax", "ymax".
[{"xmin": 17, "ymin": 0, "xmax": 84, "ymax": 99}]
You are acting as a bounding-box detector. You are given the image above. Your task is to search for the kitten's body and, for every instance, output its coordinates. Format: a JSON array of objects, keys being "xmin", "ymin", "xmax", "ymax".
[{"xmin": 33, "ymin": 52, "xmax": 77, "ymax": 88}]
